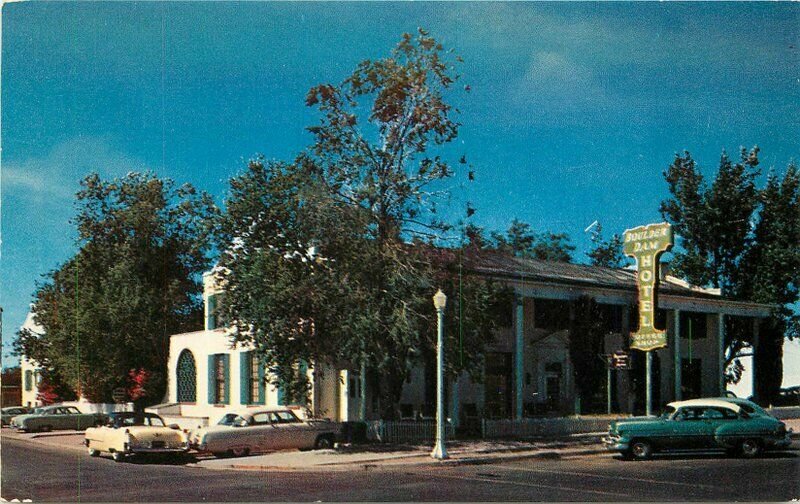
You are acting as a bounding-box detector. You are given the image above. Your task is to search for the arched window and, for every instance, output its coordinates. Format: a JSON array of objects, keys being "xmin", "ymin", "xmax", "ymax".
[{"xmin": 176, "ymin": 350, "xmax": 197, "ymax": 403}]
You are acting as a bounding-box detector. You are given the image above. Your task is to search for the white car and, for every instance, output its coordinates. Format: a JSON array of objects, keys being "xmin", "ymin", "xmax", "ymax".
[
  {"xmin": 85, "ymin": 412, "xmax": 189, "ymax": 462},
  {"xmin": 190, "ymin": 408, "xmax": 338, "ymax": 457}
]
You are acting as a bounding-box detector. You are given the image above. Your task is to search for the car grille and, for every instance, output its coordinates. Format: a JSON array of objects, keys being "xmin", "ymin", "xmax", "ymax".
[{"xmin": 150, "ymin": 441, "xmax": 166, "ymax": 449}]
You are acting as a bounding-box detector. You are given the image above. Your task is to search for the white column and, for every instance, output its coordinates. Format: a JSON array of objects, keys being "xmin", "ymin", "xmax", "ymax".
[
  {"xmin": 718, "ymin": 313, "xmax": 726, "ymax": 395},
  {"xmin": 515, "ymin": 296, "xmax": 524, "ymax": 420},
  {"xmin": 674, "ymin": 309, "xmax": 681, "ymax": 401}
]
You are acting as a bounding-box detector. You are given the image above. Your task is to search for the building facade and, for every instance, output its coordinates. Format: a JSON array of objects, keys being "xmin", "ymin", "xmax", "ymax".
[{"xmin": 157, "ymin": 251, "xmax": 772, "ymax": 427}]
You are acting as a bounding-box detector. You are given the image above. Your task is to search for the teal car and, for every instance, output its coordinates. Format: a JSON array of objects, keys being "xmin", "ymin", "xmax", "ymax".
[{"xmin": 604, "ymin": 398, "xmax": 792, "ymax": 460}]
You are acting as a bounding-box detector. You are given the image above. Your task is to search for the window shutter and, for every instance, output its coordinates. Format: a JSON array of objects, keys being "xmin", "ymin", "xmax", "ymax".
[
  {"xmin": 207, "ymin": 355, "xmax": 216, "ymax": 404},
  {"xmin": 258, "ymin": 358, "xmax": 266, "ymax": 405},
  {"xmin": 222, "ymin": 354, "xmax": 230, "ymax": 404},
  {"xmin": 240, "ymin": 352, "xmax": 251, "ymax": 405},
  {"xmin": 206, "ymin": 294, "xmax": 217, "ymax": 330},
  {"xmin": 24, "ymin": 371, "xmax": 32, "ymax": 392},
  {"xmin": 277, "ymin": 381, "xmax": 286, "ymax": 406}
]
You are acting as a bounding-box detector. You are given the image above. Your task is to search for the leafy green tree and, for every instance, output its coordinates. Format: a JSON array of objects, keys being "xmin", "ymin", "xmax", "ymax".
[
  {"xmin": 660, "ymin": 148, "xmax": 799, "ymax": 402},
  {"xmin": 489, "ymin": 219, "xmax": 575, "ymax": 262},
  {"xmin": 218, "ymin": 31, "xmax": 512, "ymax": 416},
  {"xmin": 15, "ymin": 172, "xmax": 216, "ymax": 403},
  {"xmin": 660, "ymin": 148, "xmax": 759, "ymax": 292},
  {"xmin": 739, "ymin": 165, "xmax": 800, "ymax": 402},
  {"xmin": 587, "ymin": 223, "xmax": 629, "ymax": 268}
]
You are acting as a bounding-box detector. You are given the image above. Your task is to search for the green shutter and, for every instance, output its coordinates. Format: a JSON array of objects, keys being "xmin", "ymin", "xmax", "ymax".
[
  {"xmin": 207, "ymin": 355, "xmax": 216, "ymax": 404},
  {"xmin": 207, "ymin": 294, "xmax": 217, "ymax": 330},
  {"xmin": 298, "ymin": 360, "xmax": 309, "ymax": 406},
  {"xmin": 240, "ymin": 352, "xmax": 251, "ymax": 405},
  {"xmin": 257, "ymin": 358, "xmax": 266, "ymax": 405},
  {"xmin": 277, "ymin": 382, "xmax": 286, "ymax": 406},
  {"xmin": 24, "ymin": 371, "xmax": 32, "ymax": 392},
  {"xmin": 222, "ymin": 354, "xmax": 230, "ymax": 404}
]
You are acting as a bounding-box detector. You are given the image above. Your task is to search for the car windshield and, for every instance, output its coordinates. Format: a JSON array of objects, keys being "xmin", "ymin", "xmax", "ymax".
[{"xmin": 217, "ymin": 413, "xmax": 247, "ymax": 426}]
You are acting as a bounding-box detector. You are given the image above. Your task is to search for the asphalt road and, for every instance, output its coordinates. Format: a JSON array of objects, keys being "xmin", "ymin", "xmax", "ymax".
[{"xmin": 1, "ymin": 437, "xmax": 798, "ymax": 502}]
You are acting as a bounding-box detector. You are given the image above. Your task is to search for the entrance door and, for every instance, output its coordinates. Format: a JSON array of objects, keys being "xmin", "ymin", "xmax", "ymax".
[{"xmin": 484, "ymin": 352, "xmax": 512, "ymax": 419}]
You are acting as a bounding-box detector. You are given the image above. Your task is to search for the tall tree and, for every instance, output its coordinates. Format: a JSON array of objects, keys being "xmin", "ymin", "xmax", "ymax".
[
  {"xmin": 15, "ymin": 172, "xmax": 217, "ymax": 403},
  {"xmin": 587, "ymin": 222, "xmax": 629, "ymax": 268},
  {"xmin": 490, "ymin": 219, "xmax": 575, "ymax": 262},
  {"xmin": 660, "ymin": 148, "xmax": 799, "ymax": 402},
  {"xmin": 219, "ymin": 32, "xmax": 510, "ymax": 416}
]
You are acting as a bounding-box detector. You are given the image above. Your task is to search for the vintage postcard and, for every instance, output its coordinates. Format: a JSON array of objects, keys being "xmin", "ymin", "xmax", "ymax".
[{"xmin": 1, "ymin": 2, "xmax": 798, "ymax": 501}]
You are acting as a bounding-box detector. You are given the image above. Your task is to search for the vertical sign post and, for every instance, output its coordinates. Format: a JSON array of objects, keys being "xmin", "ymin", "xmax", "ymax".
[{"xmin": 623, "ymin": 222, "xmax": 673, "ymax": 416}]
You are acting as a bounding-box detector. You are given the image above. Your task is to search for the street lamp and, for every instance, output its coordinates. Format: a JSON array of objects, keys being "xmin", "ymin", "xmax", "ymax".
[{"xmin": 431, "ymin": 289, "xmax": 448, "ymax": 460}]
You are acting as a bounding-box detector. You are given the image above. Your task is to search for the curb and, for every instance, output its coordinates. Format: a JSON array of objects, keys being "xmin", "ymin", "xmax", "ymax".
[{"xmin": 192, "ymin": 446, "xmax": 610, "ymax": 472}]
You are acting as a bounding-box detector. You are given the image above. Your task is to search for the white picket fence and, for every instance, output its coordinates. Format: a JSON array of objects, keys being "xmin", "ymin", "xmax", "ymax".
[
  {"xmin": 367, "ymin": 420, "xmax": 455, "ymax": 443},
  {"xmin": 481, "ymin": 416, "xmax": 622, "ymax": 439}
]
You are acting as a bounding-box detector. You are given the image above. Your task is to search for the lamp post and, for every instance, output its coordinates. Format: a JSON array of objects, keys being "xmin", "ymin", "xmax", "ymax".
[{"xmin": 431, "ymin": 289, "xmax": 448, "ymax": 460}]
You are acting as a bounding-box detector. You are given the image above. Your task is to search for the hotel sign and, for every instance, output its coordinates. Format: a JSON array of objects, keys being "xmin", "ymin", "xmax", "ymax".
[{"xmin": 623, "ymin": 222, "xmax": 674, "ymax": 351}]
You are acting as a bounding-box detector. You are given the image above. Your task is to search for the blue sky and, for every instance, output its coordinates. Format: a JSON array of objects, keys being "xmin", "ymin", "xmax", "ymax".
[{"xmin": 2, "ymin": 2, "xmax": 799, "ymax": 370}]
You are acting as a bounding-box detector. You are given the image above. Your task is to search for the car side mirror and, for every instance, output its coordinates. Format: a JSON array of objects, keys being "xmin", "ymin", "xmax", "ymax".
[{"xmin": 168, "ymin": 424, "xmax": 180, "ymax": 430}]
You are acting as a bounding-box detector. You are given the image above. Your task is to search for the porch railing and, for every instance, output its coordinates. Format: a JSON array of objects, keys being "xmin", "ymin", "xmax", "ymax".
[{"xmin": 366, "ymin": 420, "xmax": 455, "ymax": 443}]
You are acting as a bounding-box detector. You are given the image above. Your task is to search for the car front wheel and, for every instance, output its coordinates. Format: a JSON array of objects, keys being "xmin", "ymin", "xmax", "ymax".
[
  {"xmin": 630, "ymin": 440, "xmax": 653, "ymax": 460},
  {"xmin": 112, "ymin": 451, "xmax": 125, "ymax": 462},
  {"xmin": 739, "ymin": 439, "xmax": 762, "ymax": 458},
  {"xmin": 87, "ymin": 447, "xmax": 100, "ymax": 457},
  {"xmin": 314, "ymin": 434, "xmax": 334, "ymax": 450}
]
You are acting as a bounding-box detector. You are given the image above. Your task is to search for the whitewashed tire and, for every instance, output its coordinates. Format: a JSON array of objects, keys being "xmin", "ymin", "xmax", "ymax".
[{"xmin": 631, "ymin": 440, "xmax": 653, "ymax": 460}]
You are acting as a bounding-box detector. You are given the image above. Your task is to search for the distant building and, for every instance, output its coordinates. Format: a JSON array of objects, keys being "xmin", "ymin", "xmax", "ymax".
[
  {"xmin": 19, "ymin": 311, "xmax": 44, "ymax": 408},
  {"xmin": 154, "ymin": 250, "xmax": 773, "ymax": 427}
]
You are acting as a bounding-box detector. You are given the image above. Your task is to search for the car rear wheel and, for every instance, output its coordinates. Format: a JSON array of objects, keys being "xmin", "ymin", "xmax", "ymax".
[
  {"xmin": 112, "ymin": 451, "xmax": 125, "ymax": 462},
  {"xmin": 40, "ymin": 425, "xmax": 53, "ymax": 433},
  {"xmin": 739, "ymin": 438, "xmax": 762, "ymax": 458},
  {"xmin": 630, "ymin": 440, "xmax": 653, "ymax": 460},
  {"xmin": 314, "ymin": 434, "xmax": 334, "ymax": 450},
  {"xmin": 229, "ymin": 447, "xmax": 250, "ymax": 458}
]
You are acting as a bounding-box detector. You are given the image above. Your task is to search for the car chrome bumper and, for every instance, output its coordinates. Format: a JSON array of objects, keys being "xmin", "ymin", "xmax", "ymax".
[
  {"xmin": 602, "ymin": 435, "xmax": 629, "ymax": 451},
  {"xmin": 128, "ymin": 447, "xmax": 189, "ymax": 454}
]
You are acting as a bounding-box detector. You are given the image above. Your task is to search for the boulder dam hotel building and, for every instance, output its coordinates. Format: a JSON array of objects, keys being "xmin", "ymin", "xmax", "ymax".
[{"xmin": 150, "ymin": 249, "xmax": 773, "ymax": 428}]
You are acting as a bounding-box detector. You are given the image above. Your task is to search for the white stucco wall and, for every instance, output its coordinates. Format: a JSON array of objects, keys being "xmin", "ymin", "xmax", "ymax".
[{"xmin": 20, "ymin": 311, "xmax": 44, "ymax": 408}]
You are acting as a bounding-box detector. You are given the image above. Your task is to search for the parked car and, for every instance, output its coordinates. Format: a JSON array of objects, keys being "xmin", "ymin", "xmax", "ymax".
[
  {"xmin": 718, "ymin": 397, "xmax": 774, "ymax": 418},
  {"xmin": 1, "ymin": 406, "xmax": 30, "ymax": 426},
  {"xmin": 10, "ymin": 405, "xmax": 106, "ymax": 432},
  {"xmin": 189, "ymin": 408, "xmax": 338, "ymax": 457},
  {"xmin": 84, "ymin": 412, "xmax": 189, "ymax": 462},
  {"xmin": 773, "ymin": 386, "xmax": 800, "ymax": 407},
  {"xmin": 604, "ymin": 398, "xmax": 792, "ymax": 460}
]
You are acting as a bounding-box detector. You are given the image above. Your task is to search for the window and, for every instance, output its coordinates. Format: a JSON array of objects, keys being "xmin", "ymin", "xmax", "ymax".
[
  {"xmin": 534, "ymin": 299, "xmax": 570, "ymax": 330},
  {"xmin": 275, "ymin": 411, "xmax": 301, "ymax": 423},
  {"xmin": 24, "ymin": 370, "xmax": 33, "ymax": 392},
  {"xmin": 277, "ymin": 361, "xmax": 308, "ymax": 406},
  {"xmin": 240, "ymin": 352, "xmax": 265, "ymax": 405},
  {"xmin": 252, "ymin": 413, "xmax": 270, "ymax": 425},
  {"xmin": 680, "ymin": 312, "xmax": 707, "ymax": 340},
  {"xmin": 215, "ymin": 355, "xmax": 226, "ymax": 403},
  {"xmin": 207, "ymin": 353, "xmax": 229, "ymax": 404},
  {"xmin": 250, "ymin": 355, "xmax": 261, "ymax": 404},
  {"xmin": 176, "ymin": 350, "xmax": 197, "ymax": 403},
  {"xmin": 206, "ymin": 293, "xmax": 226, "ymax": 330}
]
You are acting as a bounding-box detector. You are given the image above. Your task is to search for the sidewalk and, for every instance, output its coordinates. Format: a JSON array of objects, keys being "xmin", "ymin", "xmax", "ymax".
[{"xmin": 191, "ymin": 435, "xmax": 608, "ymax": 472}]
